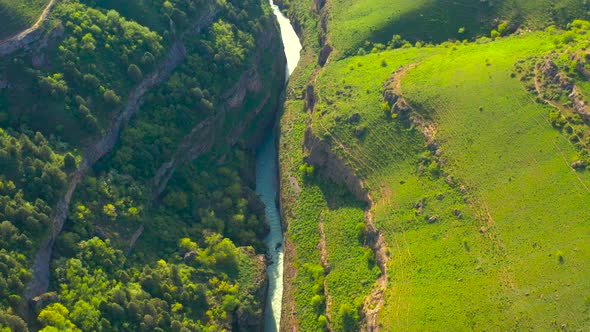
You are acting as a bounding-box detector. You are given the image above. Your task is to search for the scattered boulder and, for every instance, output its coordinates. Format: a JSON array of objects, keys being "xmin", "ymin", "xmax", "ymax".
[
  {"xmin": 183, "ymin": 251, "xmax": 197, "ymax": 262},
  {"xmin": 445, "ymin": 175, "xmax": 454, "ymax": 186},
  {"xmin": 571, "ymin": 160, "xmax": 586, "ymax": 169},
  {"xmin": 415, "ymin": 200, "xmax": 424, "ymax": 215},
  {"xmin": 427, "ymin": 216, "xmax": 439, "ymax": 224},
  {"xmin": 348, "ymin": 113, "xmax": 361, "ymax": 123},
  {"xmin": 32, "ymin": 292, "xmax": 57, "ymax": 314},
  {"xmin": 418, "ymin": 165, "xmax": 425, "ymax": 175}
]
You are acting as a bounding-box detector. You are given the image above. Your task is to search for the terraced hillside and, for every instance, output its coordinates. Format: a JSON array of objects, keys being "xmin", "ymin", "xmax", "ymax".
[
  {"xmin": 0, "ymin": 0, "xmax": 49, "ymax": 40},
  {"xmin": 278, "ymin": 0, "xmax": 590, "ymax": 330}
]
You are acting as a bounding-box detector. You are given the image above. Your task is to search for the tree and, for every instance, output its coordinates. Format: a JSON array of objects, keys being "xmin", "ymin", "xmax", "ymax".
[
  {"xmin": 127, "ymin": 64, "xmax": 143, "ymax": 83},
  {"xmin": 103, "ymin": 90, "xmax": 121, "ymax": 105},
  {"xmin": 38, "ymin": 303, "xmax": 80, "ymax": 331},
  {"xmin": 64, "ymin": 153, "xmax": 77, "ymax": 173},
  {"xmin": 0, "ymin": 310, "xmax": 28, "ymax": 332},
  {"xmin": 70, "ymin": 300, "xmax": 100, "ymax": 331},
  {"xmin": 163, "ymin": 191, "xmax": 188, "ymax": 210},
  {"xmin": 490, "ymin": 29, "xmax": 501, "ymax": 40},
  {"xmin": 310, "ymin": 294, "xmax": 324, "ymax": 314},
  {"xmin": 102, "ymin": 204, "xmax": 118, "ymax": 220},
  {"xmin": 338, "ymin": 303, "xmax": 359, "ymax": 332}
]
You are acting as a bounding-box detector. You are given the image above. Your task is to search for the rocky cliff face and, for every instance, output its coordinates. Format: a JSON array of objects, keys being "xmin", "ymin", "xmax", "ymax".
[
  {"xmin": 151, "ymin": 13, "xmax": 287, "ymax": 198},
  {"xmin": 303, "ymin": 128, "xmax": 369, "ymax": 203},
  {"xmin": 538, "ymin": 57, "xmax": 590, "ymax": 121}
]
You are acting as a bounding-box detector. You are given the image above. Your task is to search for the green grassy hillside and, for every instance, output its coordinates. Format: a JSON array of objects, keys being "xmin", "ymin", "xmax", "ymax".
[
  {"xmin": 316, "ymin": 29, "xmax": 590, "ymax": 329},
  {"xmin": 386, "ymin": 30, "xmax": 590, "ymax": 330},
  {"xmin": 0, "ymin": 0, "xmax": 49, "ymax": 39},
  {"xmin": 280, "ymin": 3, "xmax": 590, "ymax": 327}
]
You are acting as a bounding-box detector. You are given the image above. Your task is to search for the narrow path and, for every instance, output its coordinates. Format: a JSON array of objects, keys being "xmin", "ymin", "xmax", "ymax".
[
  {"xmin": 361, "ymin": 195, "xmax": 388, "ymax": 332},
  {"xmin": 0, "ymin": 0, "xmax": 57, "ymax": 56},
  {"xmin": 318, "ymin": 216, "xmax": 334, "ymax": 332}
]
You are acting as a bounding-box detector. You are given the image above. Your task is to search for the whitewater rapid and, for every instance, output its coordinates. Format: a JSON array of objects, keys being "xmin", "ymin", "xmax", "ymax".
[{"xmin": 259, "ymin": 2, "xmax": 301, "ymax": 331}]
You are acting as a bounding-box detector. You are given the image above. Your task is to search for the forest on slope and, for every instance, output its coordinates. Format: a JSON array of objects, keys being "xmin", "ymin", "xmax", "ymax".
[
  {"xmin": 276, "ymin": 0, "xmax": 590, "ymax": 331},
  {"xmin": 0, "ymin": 0, "xmax": 286, "ymax": 331}
]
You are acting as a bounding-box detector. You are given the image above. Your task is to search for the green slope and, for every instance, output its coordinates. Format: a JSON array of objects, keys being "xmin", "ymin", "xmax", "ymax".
[
  {"xmin": 306, "ymin": 28, "xmax": 590, "ymax": 330},
  {"xmin": 328, "ymin": 0, "xmax": 589, "ymax": 56}
]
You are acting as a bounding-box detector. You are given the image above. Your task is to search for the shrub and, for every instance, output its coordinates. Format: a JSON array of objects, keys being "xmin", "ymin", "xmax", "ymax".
[
  {"xmin": 317, "ymin": 315, "xmax": 329, "ymax": 330},
  {"xmin": 387, "ymin": 34, "xmax": 405, "ymax": 49},
  {"xmin": 491, "ymin": 29, "xmax": 501, "ymax": 40},
  {"xmin": 127, "ymin": 64, "xmax": 143, "ymax": 83},
  {"xmin": 103, "ymin": 90, "xmax": 121, "ymax": 105},
  {"xmin": 337, "ymin": 303, "xmax": 359, "ymax": 331},
  {"xmin": 556, "ymin": 250, "xmax": 565, "ymax": 264},
  {"xmin": 299, "ymin": 163, "xmax": 315, "ymax": 178},
  {"xmin": 355, "ymin": 222, "xmax": 366, "ymax": 243},
  {"xmin": 310, "ymin": 294, "xmax": 325, "ymax": 314},
  {"xmin": 64, "ymin": 153, "xmax": 77, "ymax": 173},
  {"xmin": 498, "ymin": 22, "xmax": 508, "ymax": 35}
]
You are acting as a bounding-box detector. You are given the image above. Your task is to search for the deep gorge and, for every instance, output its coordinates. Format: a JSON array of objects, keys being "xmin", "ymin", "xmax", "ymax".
[{"xmin": 259, "ymin": 2, "xmax": 301, "ymax": 331}]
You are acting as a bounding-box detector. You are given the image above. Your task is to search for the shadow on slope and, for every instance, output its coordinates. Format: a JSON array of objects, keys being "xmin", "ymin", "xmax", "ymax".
[
  {"xmin": 364, "ymin": 0, "xmax": 493, "ymax": 48},
  {"xmin": 358, "ymin": 0, "xmax": 588, "ymax": 55}
]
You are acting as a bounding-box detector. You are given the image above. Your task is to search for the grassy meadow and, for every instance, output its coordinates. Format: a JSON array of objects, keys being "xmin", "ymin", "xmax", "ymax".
[
  {"xmin": 395, "ymin": 31, "xmax": 590, "ymax": 330},
  {"xmin": 0, "ymin": 0, "xmax": 49, "ymax": 39},
  {"xmin": 304, "ymin": 29, "xmax": 590, "ymax": 330}
]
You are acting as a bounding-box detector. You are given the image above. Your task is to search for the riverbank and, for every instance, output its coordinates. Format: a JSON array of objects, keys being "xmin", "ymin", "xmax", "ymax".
[{"xmin": 259, "ymin": 2, "xmax": 301, "ymax": 331}]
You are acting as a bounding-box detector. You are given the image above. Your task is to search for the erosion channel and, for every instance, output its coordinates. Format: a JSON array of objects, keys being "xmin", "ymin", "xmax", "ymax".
[{"xmin": 259, "ymin": 1, "xmax": 301, "ymax": 331}]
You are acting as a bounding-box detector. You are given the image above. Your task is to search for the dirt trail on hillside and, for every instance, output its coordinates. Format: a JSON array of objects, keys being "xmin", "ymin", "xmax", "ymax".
[
  {"xmin": 0, "ymin": 0, "xmax": 57, "ymax": 56},
  {"xmin": 359, "ymin": 64, "xmax": 422, "ymax": 331},
  {"xmin": 361, "ymin": 194, "xmax": 388, "ymax": 332},
  {"xmin": 318, "ymin": 216, "xmax": 334, "ymax": 332},
  {"xmin": 24, "ymin": 7, "xmax": 219, "ymax": 307}
]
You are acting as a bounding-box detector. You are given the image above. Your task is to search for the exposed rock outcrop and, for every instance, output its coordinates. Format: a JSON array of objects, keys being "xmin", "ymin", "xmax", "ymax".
[
  {"xmin": 151, "ymin": 13, "xmax": 287, "ymax": 198},
  {"xmin": 303, "ymin": 128, "xmax": 369, "ymax": 203},
  {"xmin": 537, "ymin": 57, "xmax": 590, "ymax": 121},
  {"xmin": 384, "ymin": 65, "xmax": 438, "ymax": 151},
  {"xmin": 303, "ymin": 127, "xmax": 389, "ymax": 331},
  {"xmin": 569, "ymin": 87, "xmax": 590, "ymax": 121}
]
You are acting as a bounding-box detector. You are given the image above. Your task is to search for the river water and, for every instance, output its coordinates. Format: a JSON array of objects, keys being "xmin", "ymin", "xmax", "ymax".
[{"xmin": 258, "ymin": 2, "xmax": 301, "ymax": 331}]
